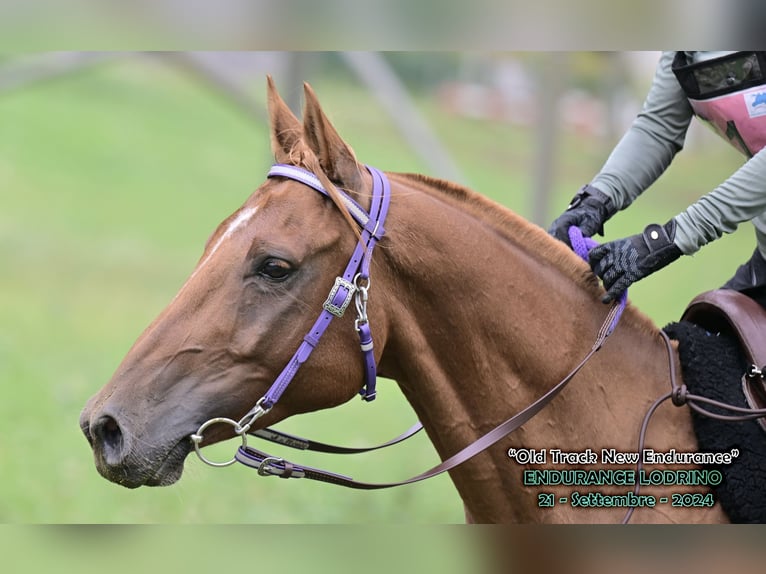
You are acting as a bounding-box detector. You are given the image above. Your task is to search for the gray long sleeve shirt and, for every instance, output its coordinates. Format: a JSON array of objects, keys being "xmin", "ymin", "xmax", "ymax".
[{"xmin": 589, "ymin": 51, "xmax": 766, "ymax": 255}]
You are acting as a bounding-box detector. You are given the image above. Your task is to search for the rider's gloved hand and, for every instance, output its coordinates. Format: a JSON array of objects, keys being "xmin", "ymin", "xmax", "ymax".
[
  {"xmin": 548, "ymin": 184, "xmax": 617, "ymax": 246},
  {"xmin": 589, "ymin": 220, "xmax": 683, "ymax": 303}
]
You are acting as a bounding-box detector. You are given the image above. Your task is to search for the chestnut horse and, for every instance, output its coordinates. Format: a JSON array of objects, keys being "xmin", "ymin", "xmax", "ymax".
[{"xmin": 80, "ymin": 78, "xmax": 728, "ymax": 523}]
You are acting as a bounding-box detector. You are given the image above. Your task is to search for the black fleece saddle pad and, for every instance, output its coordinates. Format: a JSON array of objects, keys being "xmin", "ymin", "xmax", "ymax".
[{"xmin": 663, "ymin": 321, "xmax": 766, "ymax": 523}]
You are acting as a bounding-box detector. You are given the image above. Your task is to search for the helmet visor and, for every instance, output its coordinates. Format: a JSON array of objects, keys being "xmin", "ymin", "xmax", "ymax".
[{"xmin": 673, "ymin": 51, "xmax": 766, "ymax": 99}]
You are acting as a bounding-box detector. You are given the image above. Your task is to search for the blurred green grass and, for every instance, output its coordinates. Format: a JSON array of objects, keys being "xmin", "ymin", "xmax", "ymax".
[{"xmin": 0, "ymin": 55, "xmax": 751, "ymax": 523}]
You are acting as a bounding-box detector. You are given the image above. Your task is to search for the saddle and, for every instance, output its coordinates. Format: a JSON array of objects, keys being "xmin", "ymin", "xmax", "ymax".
[{"xmin": 681, "ymin": 289, "xmax": 766, "ymax": 432}]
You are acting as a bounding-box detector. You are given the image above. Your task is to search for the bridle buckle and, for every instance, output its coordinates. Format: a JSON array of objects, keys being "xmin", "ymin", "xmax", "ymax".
[{"xmin": 323, "ymin": 277, "xmax": 356, "ymax": 317}]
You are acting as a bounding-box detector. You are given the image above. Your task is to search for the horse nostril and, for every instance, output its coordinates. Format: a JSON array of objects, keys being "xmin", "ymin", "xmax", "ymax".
[
  {"xmin": 82, "ymin": 424, "xmax": 94, "ymax": 447},
  {"xmin": 92, "ymin": 415, "xmax": 126, "ymax": 464},
  {"xmin": 79, "ymin": 410, "xmax": 94, "ymax": 447}
]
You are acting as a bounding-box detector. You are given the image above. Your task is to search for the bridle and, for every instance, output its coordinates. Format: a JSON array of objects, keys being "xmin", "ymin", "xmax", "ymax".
[
  {"xmin": 190, "ymin": 164, "xmax": 627, "ymax": 488},
  {"xmin": 190, "ymin": 164, "xmax": 766, "ymax": 523},
  {"xmin": 190, "ymin": 163, "xmax": 392, "ymax": 466}
]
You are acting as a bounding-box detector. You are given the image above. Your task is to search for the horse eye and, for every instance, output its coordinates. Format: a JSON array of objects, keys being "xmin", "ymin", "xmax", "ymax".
[{"xmin": 256, "ymin": 258, "xmax": 293, "ymax": 281}]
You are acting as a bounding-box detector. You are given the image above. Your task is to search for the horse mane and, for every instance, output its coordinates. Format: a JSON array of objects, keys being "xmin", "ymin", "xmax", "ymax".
[{"xmin": 389, "ymin": 172, "xmax": 659, "ymax": 336}]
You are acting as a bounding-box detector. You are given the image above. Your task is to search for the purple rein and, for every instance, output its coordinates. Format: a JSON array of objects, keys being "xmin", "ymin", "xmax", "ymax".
[{"xmin": 568, "ymin": 226, "xmax": 627, "ymax": 336}]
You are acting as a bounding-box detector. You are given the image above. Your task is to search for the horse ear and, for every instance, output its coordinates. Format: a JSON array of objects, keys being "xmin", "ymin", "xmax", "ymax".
[
  {"xmin": 267, "ymin": 75, "xmax": 302, "ymax": 163},
  {"xmin": 302, "ymin": 82, "xmax": 361, "ymax": 188}
]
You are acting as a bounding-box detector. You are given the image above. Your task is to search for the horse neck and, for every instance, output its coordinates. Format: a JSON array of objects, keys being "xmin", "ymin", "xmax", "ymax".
[{"xmin": 375, "ymin": 173, "xmax": 704, "ymax": 523}]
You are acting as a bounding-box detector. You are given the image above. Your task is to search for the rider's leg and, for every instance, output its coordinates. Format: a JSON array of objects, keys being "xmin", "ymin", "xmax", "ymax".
[{"xmin": 721, "ymin": 217, "xmax": 766, "ymax": 308}]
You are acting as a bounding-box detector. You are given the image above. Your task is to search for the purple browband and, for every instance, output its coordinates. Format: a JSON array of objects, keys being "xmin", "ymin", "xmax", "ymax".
[{"xmin": 253, "ymin": 164, "xmax": 391, "ymax": 411}]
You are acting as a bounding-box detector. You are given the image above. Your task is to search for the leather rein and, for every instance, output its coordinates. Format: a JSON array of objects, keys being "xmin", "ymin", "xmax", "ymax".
[{"xmin": 190, "ymin": 165, "xmax": 766, "ymax": 524}]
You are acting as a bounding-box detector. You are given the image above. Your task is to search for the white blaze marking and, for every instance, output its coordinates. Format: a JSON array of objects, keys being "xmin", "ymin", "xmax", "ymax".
[{"xmin": 173, "ymin": 206, "xmax": 258, "ymax": 299}]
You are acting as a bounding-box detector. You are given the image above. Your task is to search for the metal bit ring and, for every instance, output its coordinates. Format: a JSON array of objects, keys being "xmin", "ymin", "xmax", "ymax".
[{"xmin": 190, "ymin": 417, "xmax": 248, "ymax": 467}]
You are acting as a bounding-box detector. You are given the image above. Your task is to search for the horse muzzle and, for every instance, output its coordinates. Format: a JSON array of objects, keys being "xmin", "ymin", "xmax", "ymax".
[{"xmin": 79, "ymin": 401, "xmax": 190, "ymax": 488}]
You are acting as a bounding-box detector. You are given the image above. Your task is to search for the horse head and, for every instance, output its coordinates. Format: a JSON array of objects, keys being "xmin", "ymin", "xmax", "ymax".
[{"xmin": 80, "ymin": 78, "xmax": 388, "ymax": 488}]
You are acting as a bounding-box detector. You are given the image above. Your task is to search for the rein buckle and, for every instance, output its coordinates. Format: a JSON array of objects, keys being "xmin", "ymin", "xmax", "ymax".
[{"xmin": 257, "ymin": 456, "xmax": 305, "ymax": 479}]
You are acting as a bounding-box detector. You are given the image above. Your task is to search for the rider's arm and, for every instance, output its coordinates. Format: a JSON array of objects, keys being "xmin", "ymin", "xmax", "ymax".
[
  {"xmin": 674, "ymin": 147, "xmax": 766, "ymax": 254},
  {"xmin": 590, "ymin": 51, "xmax": 694, "ymax": 210}
]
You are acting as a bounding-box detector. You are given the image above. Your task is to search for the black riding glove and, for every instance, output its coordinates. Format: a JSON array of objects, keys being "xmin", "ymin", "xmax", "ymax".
[
  {"xmin": 548, "ymin": 184, "xmax": 617, "ymax": 246},
  {"xmin": 589, "ymin": 220, "xmax": 683, "ymax": 303}
]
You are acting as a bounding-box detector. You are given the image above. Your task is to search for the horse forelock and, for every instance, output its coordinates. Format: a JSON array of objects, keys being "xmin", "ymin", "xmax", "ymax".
[{"xmin": 389, "ymin": 172, "xmax": 658, "ymax": 337}]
